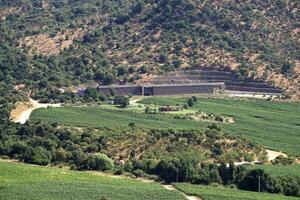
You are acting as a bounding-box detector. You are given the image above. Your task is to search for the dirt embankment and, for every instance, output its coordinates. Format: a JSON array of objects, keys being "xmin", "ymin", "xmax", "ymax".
[{"xmin": 10, "ymin": 98, "xmax": 61, "ymax": 124}]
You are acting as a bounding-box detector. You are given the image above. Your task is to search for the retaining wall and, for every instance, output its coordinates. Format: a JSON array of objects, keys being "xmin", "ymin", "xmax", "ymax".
[{"xmin": 97, "ymin": 83, "xmax": 225, "ymax": 96}]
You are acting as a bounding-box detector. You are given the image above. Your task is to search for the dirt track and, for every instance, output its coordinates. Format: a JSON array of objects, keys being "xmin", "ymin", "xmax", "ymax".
[
  {"xmin": 11, "ymin": 98, "xmax": 61, "ymax": 124},
  {"xmin": 266, "ymin": 149, "xmax": 287, "ymax": 161},
  {"xmin": 162, "ymin": 185, "xmax": 201, "ymax": 200}
]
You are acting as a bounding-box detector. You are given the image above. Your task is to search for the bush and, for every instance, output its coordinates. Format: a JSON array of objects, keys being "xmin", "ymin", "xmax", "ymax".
[
  {"xmin": 187, "ymin": 98, "xmax": 194, "ymax": 107},
  {"xmin": 272, "ymin": 155, "xmax": 295, "ymax": 165},
  {"xmin": 128, "ymin": 122, "xmax": 135, "ymax": 128},
  {"xmin": 30, "ymin": 146, "xmax": 51, "ymax": 166},
  {"xmin": 132, "ymin": 169, "xmax": 144, "ymax": 177},
  {"xmin": 79, "ymin": 154, "xmax": 114, "ymax": 171},
  {"xmin": 114, "ymin": 95, "xmax": 129, "ymax": 108}
]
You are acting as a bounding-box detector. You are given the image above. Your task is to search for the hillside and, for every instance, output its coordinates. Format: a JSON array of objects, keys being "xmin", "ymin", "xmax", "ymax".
[
  {"xmin": 0, "ymin": 161, "xmax": 185, "ymax": 200},
  {"xmin": 0, "ymin": 0, "xmax": 299, "ymax": 99},
  {"xmin": 31, "ymin": 97, "xmax": 300, "ymax": 156},
  {"xmin": 175, "ymin": 183, "xmax": 299, "ymax": 200},
  {"xmin": 1, "ymin": 1, "xmax": 300, "ymax": 199}
]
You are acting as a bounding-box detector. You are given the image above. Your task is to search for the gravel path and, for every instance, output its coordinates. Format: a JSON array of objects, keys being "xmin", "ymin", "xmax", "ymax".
[{"xmin": 12, "ymin": 98, "xmax": 61, "ymax": 124}]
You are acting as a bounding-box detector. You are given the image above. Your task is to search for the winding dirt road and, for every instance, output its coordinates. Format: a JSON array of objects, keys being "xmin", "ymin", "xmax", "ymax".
[{"xmin": 11, "ymin": 98, "xmax": 61, "ymax": 124}]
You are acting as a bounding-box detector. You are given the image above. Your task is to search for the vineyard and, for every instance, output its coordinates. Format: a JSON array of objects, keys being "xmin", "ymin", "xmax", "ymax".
[
  {"xmin": 31, "ymin": 97, "xmax": 300, "ymax": 156},
  {"xmin": 30, "ymin": 106, "xmax": 210, "ymax": 129},
  {"xmin": 139, "ymin": 97, "xmax": 300, "ymax": 156},
  {"xmin": 175, "ymin": 183, "xmax": 299, "ymax": 200},
  {"xmin": 0, "ymin": 161, "xmax": 185, "ymax": 200},
  {"xmin": 246, "ymin": 165, "xmax": 300, "ymax": 178}
]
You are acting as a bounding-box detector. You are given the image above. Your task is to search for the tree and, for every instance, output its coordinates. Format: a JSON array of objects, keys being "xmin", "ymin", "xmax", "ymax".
[
  {"xmin": 281, "ymin": 62, "xmax": 292, "ymax": 74},
  {"xmin": 191, "ymin": 96, "xmax": 198, "ymax": 103},
  {"xmin": 128, "ymin": 66, "xmax": 135, "ymax": 74},
  {"xmin": 114, "ymin": 95, "xmax": 129, "ymax": 108},
  {"xmin": 79, "ymin": 154, "xmax": 114, "ymax": 171},
  {"xmin": 115, "ymin": 14, "xmax": 129, "ymax": 24},
  {"xmin": 128, "ymin": 122, "xmax": 135, "ymax": 128},
  {"xmin": 212, "ymin": 143, "xmax": 223, "ymax": 156},
  {"xmin": 53, "ymin": 147, "xmax": 70, "ymax": 162},
  {"xmin": 38, "ymin": 80, "xmax": 48, "ymax": 88},
  {"xmin": 140, "ymin": 65, "xmax": 148, "ymax": 74},
  {"xmin": 30, "ymin": 146, "xmax": 51, "ymax": 165},
  {"xmin": 187, "ymin": 98, "xmax": 194, "ymax": 107},
  {"xmin": 238, "ymin": 169, "xmax": 282, "ymax": 193},
  {"xmin": 159, "ymin": 53, "xmax": 168, "ymax": 63},
  {"xmin": 132, "ymin": 1, "xmax": 144, "ymax": 15},
  {"xmin": 218, "ymin": 162, "xmax": 234, "ymax": 185},
  {"xmin": 173, "ymin": 59, "xmax": 182, "ymax": 68},
  {"xmin": 116, "ymin": 66, "xmax": 128, "ymax": 76},
  {"xmin": 272, "ymin": 155, "xmax": 295, "ymax": 165},
  {"xmin": 84, "ymin": 87, "xmax": 99, "ymax": 100}
]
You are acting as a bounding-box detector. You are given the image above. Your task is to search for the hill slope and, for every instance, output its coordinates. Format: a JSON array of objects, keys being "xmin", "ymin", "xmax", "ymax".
[
  {"xmin": 0, "ymin": 0, "xmax": 299, "ymax": 98},
  {"xmin": 0, "ymin": 161, "xmax": 185, "ymax": 200}
]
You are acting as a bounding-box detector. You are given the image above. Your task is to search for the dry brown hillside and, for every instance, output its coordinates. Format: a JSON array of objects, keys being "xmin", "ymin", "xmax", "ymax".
[{"xmin": 1, "ymin": 0, "xmax": 299, "ymax": 99}]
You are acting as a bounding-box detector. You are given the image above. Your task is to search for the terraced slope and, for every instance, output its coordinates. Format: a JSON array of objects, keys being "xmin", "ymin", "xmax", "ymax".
[{"xmin": 147, "ymin": 68, "xmax": 283, "ymax": 94}]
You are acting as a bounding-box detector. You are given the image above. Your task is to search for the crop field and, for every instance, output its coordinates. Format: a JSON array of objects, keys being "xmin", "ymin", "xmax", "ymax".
[
  {"xmin": 139, "ymin": 97, "xmax": 300, "ymax": 156},
  {"xmin": 0, "ymin": 161, "xmax": 185, "ymax": 200},
  {"xmin": 175, "ymin": 183, "xmax": 298, "ymax": 200},
  {"xmin": 31, "ymin": 106, "xmax": 210, "ymax": 130},
  {"xmin": 31, "ymin": 97, "xmax": 300, "ymax": 156},
  {"xmin": 247, "ymin": 164, "xmax": 300, "ymax": 178}
]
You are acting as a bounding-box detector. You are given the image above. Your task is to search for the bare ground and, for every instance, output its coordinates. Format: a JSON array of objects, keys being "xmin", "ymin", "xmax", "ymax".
[
  {"xmin": 162, "ymin": 185, "xmax": 202, "ymax": 200},
  {"xmin": 266, "ymin": 149, "xmax": 287, "ymax": 162},
  {"xmin": 10, "ymin": 98, "xmax": 61, "ymax": 124}
]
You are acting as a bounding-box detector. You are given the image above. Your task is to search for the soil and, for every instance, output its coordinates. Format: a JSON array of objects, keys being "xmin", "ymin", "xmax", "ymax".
[
  {"xmin": 162, "ymin": 185, "xmax": 202, "ymax": 200},
  {"xmin": 10, "ymin": 98, "xmax": 61, "ymax": 124},
  {"xmin": 266, "ymin": 149, "xmax": 287, "ymax": 162}
]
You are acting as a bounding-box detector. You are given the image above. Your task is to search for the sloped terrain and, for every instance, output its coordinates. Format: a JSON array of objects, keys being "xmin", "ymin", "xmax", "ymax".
[
  {"xmin": 0, "ymin": 0, "xmax": 299, "ymax": 99},
  {"xmin": 0, "ymin": 161, "xmax": 185, "ymax": 200},
  {"xmin": 147, "ymin": 68, "xmax": 284, "ymax": 94}
]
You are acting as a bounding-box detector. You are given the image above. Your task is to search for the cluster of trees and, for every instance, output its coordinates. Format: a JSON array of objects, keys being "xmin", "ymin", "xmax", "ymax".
[
  {"xmin": 0, "ymin": 122, "xmax": 115, "ymax": 171},
  {"xmin": 120, "ymin": 156, "xmax": 299, "ymax": 197},
  {"xmin": 31, "ymin": 86, "xmax": 132, "ymax": 107}
]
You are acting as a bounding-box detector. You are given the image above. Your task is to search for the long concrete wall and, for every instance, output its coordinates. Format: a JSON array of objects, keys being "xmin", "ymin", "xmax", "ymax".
[
  {"xmin": 97, "ymin": 85, "xmax": 142, "ymax": 96},
  {"xmin": 97, "ymin": 83, "xmax": 225, "ymax": 96}
]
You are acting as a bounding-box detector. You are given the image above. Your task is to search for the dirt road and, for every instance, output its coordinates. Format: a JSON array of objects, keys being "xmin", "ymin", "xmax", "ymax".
[
  {"xmin": 11, "ymin": 98, "xmax": 61, "ymax": 124},
  {"xmin": 162, "ymin": 185, "xmax": 201, "ymax": 200},
  {"xmin": 266, "ymin": 149, "xmax": 287, "ymax": 161}
]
